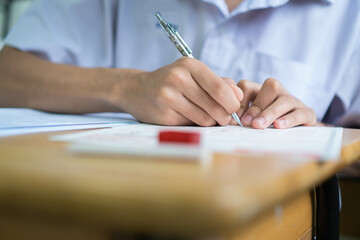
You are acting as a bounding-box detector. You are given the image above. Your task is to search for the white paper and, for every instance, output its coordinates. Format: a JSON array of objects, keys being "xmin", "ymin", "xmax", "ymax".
[
  {"xmin": 0, "ymin": 123, "xmax": 134, "ymax": 138},
  {"xmin": 0, "ymin": 108, "xmax": 137, "ymax": 138},
  {"xmin": 52, "ymin": 124, "xmax": 343, "ymax": 161}
]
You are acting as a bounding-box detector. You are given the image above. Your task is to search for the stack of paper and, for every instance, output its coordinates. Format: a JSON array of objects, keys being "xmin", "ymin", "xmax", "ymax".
[
  {"xmin": 52, "ymin": 123, "xmax": 343, "ymax": 162},
  {"xmin": 0, "ymin": 108, "xmax": 136, "ymax": 138}
]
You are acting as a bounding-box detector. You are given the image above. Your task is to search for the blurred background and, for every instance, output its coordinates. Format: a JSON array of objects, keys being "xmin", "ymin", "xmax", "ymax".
[{"xmin": 0, "ymin": 0, "xmax": 32, "ymax": 47}]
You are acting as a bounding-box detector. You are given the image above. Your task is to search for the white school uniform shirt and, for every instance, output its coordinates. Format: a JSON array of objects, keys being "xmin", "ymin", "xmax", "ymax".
[{"xmin": 4, "ymin": 0, "xmax": 360, "ymax": 124}]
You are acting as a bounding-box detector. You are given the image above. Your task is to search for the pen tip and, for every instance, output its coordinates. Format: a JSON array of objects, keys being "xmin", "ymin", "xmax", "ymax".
[{"xmin": 231, "ymin": 113, "xmax": 243, "ymax": 127}]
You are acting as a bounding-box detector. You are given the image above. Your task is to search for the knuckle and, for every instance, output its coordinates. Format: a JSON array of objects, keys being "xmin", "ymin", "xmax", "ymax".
[
  {"xmin": 158, "ymin": 87, "xmax": 176, "ymax": 106},
  {"xmin": 238, "ymin": 79, "xmax": 250, "ymax": 90},
  {"xmin": 264, "ymin": 78, "xmax": 278, "ymax": 85},
  {"xmin": 213, "ymin": 83, "xmax": 227, "ymax": 100},
  {"xmin": 166, "ymin": 67, "xmax": 184, "ymax": 83},
  {"xmin": 176, "ymin": 74, "xmax": 188, "ymax": 88},
  {"xmin": 166, "ymin": 67, "xmax": 191, "ymax": 89},
  {"xmin": 249, "ymin": 103, "xmax": 263, "ymax": 113},
  {"xmin": 265, "ymin": 78, "xmax": 282, "ymax": 91},
  {"xmin": 177, "ymin": 56, "xmax": 194, "ymax": 67}
]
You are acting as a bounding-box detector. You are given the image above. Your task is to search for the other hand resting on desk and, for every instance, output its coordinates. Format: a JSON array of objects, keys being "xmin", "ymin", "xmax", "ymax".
[{"xmin": 236, "ymin": 79, "xmax": 317, "ymax": 129}]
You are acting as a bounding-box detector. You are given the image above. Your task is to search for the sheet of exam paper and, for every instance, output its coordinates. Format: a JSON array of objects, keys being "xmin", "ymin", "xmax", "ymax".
[
  {"xmin": 0, "ymin": 108, "xmax": 137, "ymax": 138},
  {"xmin": 52, "ymin": 124, "xmax": 343, "ymax": 161}
]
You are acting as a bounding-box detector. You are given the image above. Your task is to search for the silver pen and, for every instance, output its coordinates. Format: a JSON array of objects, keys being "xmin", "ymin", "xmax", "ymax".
[{"xmin": 155, "ymin": 13, "xmax": 243, "ymax": 126}]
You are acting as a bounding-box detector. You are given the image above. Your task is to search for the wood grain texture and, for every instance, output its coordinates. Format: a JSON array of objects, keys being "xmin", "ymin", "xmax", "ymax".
[{"xmin": 0, "ymin": 128, "xmax": 359, "ymax": 238}]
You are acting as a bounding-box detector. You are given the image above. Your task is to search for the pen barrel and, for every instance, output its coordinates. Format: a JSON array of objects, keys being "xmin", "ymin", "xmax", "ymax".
[
  {"xmin": 168, "ymin": 34, "xmax": 193, "ymax": 57},
  {"xmin": 174, "ymin": 32, "xmax": 193, "ymax": 57}
]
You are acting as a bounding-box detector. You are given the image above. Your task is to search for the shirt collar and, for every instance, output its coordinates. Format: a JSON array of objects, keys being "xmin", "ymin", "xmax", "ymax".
[{"xmin": 202, "ymin": 0, "xmax": 334, "ymax": 17}]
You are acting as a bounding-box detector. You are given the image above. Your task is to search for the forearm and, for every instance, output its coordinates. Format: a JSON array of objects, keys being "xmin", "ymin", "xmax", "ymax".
[
  {"xmin": 0, "ymin": 46, "xmax": 140, "ymax": 114},
  {"xmin": 0, "ymin": 47, "xmax": 243, "ymax": 126}
]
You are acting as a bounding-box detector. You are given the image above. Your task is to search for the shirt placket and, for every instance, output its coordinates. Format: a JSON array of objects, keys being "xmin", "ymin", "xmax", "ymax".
[{"xmin": 199, "ymin": 16, "xmax": 248, "ymax": 81}]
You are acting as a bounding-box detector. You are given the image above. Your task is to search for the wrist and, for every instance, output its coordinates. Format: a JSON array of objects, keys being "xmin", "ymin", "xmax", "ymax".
[{"xmin": 102, "ymin": 67, "xmax": 146, "ymax": 113}]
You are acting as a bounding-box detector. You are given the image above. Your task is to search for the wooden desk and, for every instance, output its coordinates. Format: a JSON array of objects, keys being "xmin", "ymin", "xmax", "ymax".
[{"xmin": 0, "ymin": 128, "xmax": 359, "ymax": 240}]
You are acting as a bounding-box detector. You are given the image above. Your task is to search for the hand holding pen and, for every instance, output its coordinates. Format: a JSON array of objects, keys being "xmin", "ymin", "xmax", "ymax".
[
  {"xmin": 113, "ymin": 14, "xmax": 243, "ymax": 126},
  {"xmin": 155, "ymin": 13, "xmax": 243, "ymax": 126}
]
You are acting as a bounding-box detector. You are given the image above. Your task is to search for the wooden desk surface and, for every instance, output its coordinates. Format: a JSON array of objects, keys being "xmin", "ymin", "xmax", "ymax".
[{"xmin": 0, "ymin": 128, "xmax": 359, "ymax": 239}]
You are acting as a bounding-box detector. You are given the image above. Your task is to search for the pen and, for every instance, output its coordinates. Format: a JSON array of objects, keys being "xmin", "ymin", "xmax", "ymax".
[{"xmin": 155, "ymin": 13, "xmax": 243, "ymax": 127}]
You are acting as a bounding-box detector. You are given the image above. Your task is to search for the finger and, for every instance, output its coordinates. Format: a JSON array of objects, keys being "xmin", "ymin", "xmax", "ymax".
[
  {"xmin": 222, "ymin": 78, "xmax": 243, "ymax": 103},
  {"xmin": 183, "ymin": 58, "xmax": 240, "ymax": 114},
  {"xmin": 273, "ymin": 108, "xmax": 317, "ymax": 129},
  {"xmin": 181, "ymin": 79, "xmax": 231, "ymax": 126},
  {"xmin": 222, "ymin": 78, "xmax": 244, "ymax": 126},
  {"xmin": 229, "ymin": 118, "xmax": 237, "ymax": 125},
  {"xmin": 168, "ymin": 92, "xmax": 217, "ymax": 127},
  {"xmin": 241, "ymin": 78, "xmax": 285, "ymax": 126},
  {"xmin": 237, "ymin": 80, "xmax": 261, "ymax": 119},
  {"xmin": 251, "ymin": 94, "xmax": 299, "ymax": 129}
]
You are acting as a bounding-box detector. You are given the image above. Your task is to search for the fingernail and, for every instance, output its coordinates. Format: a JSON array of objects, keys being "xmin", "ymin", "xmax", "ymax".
[
  {"xmin": 243, "ymin": 114, "xmax": 253, "ymax": 124},
  {"xmin": 254, "ymin": 117, "xmax": 266, "ymax": 126}
]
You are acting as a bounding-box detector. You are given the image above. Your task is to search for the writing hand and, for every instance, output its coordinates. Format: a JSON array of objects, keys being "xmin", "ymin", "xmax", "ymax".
[
  {"xmin": 114, "ymin": 57, "xmax": 243, "ymax": 126},
  {"xmin": 236, "ymin": 78, "xmax": 316, "ymax": 129}
]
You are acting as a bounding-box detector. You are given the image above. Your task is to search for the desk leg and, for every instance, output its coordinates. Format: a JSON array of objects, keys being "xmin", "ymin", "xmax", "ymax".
[
  {"xmin": 314, "ymin": 175, "xmax": 340, "ymax": 240},
  {"xmin": 339, "ymin": 178, "xmax": 360, "ymax": 237}
]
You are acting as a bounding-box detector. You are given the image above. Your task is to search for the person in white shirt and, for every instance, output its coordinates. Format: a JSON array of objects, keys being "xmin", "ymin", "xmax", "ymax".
[{"xmin": 0, "ymin": 0, "xmax": 359, "ymax": 128}]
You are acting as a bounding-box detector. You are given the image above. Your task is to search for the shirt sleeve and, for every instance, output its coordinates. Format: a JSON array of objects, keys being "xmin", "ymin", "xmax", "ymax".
[{"xmin": 4, "ymin": 0, "xmax": 117, "ymax": 68}]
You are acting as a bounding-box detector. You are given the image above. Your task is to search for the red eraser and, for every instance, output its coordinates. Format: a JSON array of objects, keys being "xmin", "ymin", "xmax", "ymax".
[{"xmin": 158, "ymin": 130, "xmax": 201, "ymax": 145}]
